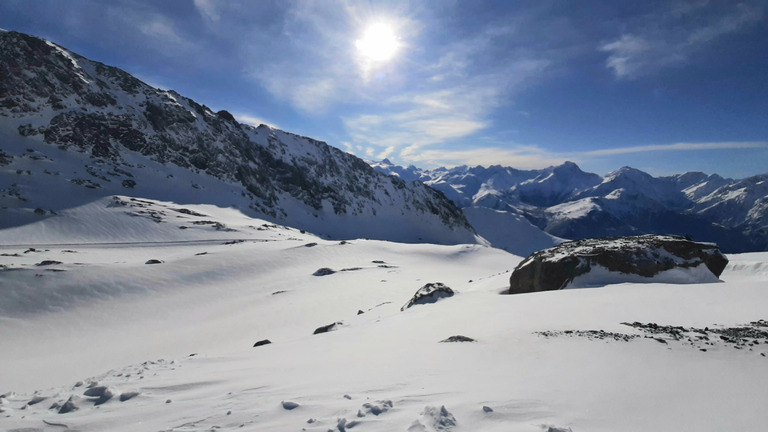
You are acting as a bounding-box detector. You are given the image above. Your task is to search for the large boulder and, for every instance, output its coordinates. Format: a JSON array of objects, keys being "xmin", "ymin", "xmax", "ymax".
[{"xmin": 508, "ymin": 235, "xmax": 728, "ymax": 294}]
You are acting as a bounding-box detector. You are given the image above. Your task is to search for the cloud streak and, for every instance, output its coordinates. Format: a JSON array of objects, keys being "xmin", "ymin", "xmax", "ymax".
[
  {"xmin": 390, "ymin": 140, "xmax": 768, "ymax": 171},
  {"xmin": 585, "ymin": 141, "xmax": 768, "ymax": 156},
  {"xmin": 601, "ymin": 2, "xmax": 764, "ymax": 79}
]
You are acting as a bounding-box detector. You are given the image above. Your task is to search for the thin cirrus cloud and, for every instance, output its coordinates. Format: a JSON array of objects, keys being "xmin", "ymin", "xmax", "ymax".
[
  {"xmin": 193, "ymin": 0, "xmax": 220, "ymax": 22},
  {"xmin": 400, "ymin": 145, "xmax": 568, "ymax": 170},
  {"xmin": 584, "ymin": 141, "xmax": 768, "ymax": 157},
  {"xmin": 601, "ymin": 2, "xmax": 764, "ymax": 79},
  {"xmin": 395, "ymin": 140, "xmax": 768, "ymax": 171}
]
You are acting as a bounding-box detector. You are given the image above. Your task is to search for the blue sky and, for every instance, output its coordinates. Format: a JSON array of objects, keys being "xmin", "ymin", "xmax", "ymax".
[{"xmin": 2, "ymin": 0, "xmax": 767, "ymax": 177}]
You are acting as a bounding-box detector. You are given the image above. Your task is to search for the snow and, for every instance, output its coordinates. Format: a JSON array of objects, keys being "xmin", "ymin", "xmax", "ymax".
[
  {"xmin": 722, "ymin": 187, "xmax": 748, "ymax": 202},
  {"xmin": 1, "ymin": 204, "xmax": 767, "ymax": 432},
  {"xmin": 567, "ymin": 263, "xmax": 720, "ymax": 288},
  {"xmin": 462, "ymin": 206, "xmax": 563, "ymax": 256},
  {"xmin": 546, "ymin": 198, "xmax": 600, "ymax": 220}
]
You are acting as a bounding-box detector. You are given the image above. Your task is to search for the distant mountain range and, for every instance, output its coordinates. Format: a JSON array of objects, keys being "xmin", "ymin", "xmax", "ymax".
[
  {"xmin": 370, "ymin": 159, "xmax": 768, "ymax": 253},
  {"xmin": 0, "ymin": 30, "xmax": 477, "ymax": 245}
]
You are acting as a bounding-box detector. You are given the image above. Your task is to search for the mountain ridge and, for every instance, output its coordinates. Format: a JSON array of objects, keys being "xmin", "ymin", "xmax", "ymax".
[
  {"xmin": 370, "ymin": 159, "xmax": 768, "ymax": 253},
  {"xmin": 0, "ymin": 30, "xmax": 478, "ymax": 245}
]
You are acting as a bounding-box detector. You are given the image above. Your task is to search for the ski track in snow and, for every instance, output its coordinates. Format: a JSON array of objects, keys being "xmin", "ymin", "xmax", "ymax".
[{"xmin": 1, "ymin": 199, "xmax": 767, "ymax": 432}]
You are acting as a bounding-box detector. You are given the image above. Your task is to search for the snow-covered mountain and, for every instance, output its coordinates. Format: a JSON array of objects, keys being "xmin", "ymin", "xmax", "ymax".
[
  {"xmin": 371, "ymin": 160, "xmax": 768, "ymax": 253},
  {"xmin": 0, "ymin": 30, "xmax": 477, "ymax": 245}
]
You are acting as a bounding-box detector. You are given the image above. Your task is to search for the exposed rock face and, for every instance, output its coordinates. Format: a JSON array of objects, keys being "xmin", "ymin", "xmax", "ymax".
[
  {"xmin": 401, "ymin": 283, "xmax": 455, "ymax": 311},
  {"xmin": 508, "ymin": 235, "xmax": 728, "ymax": 294}
]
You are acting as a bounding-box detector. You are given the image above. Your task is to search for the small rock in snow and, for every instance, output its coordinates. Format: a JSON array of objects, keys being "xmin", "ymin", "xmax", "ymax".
[
  {"xmin": 83, "ymin": 386, "xmax": 114, "ymax": 405},
  {"xmin": 119, "ymin": 391, "xmax": 139, "ymax": 402},
  {"xmin": 58, "ymin": 396, "xmax": 79, "ymax": 414},
  {"xmin": 313, "ymin": 267, "xmax": 336, "ymax": 276},
  {"xmin": 145, "ymin": 259, "xmax": 164, "ymax": 264},
  {"xmin": 282, "ymin": 401, "xmax": 300, "ymax": 410},
  {"xmin": 401, "ymin": 283, "xmax": 454, "ymax": 311},
  {"xmin": 27, "ymin": 395, "xmax": 48, "ymax": 406},
  {"xmin": 313, "ymin": 322, "xmax": 343, "ymax": 335},
  {"xmin": 440, "ymin": 335, "xmax": 476, "ymax": 343},
  {"xmin": 253, "ymin": 339, "xmax": 272, "ymax": 347},
  {"xmin": 361, "ymin": 400, "xmax": 393, "ymax": 416}
]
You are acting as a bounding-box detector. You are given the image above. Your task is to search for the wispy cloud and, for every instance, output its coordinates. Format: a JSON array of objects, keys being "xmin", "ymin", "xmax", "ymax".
[
  {"xmin": 193, "ymin": 0, "xmax": 220, "ymax": 22},
  {"xmin": 395, "ymin": 140, "xmax": 768, "ymax": 170},
  {"xmin": 402, "ymin": 145, "xmax": 568, "ymax": 169},
  {"xmin": 601, "ymin": 2, "xmax": 763, "ymax": 79},
  {"xmin": 585, "ymin": 141, "xmax": 768, "ymax": 156},
  {"xmin": 343, "ymin": 18, "xmax": 551, "ymax": 165}
]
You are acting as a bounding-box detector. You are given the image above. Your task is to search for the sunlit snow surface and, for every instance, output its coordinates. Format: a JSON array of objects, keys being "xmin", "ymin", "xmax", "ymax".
[{"xmin": 1, "ymin": 202, "xmax": 767, "ymax": 432}]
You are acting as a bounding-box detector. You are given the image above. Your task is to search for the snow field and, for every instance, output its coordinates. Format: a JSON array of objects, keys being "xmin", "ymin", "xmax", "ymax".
[{"xmin": 1, "ymin": 205, "xmax": 767, "ymax": 431}]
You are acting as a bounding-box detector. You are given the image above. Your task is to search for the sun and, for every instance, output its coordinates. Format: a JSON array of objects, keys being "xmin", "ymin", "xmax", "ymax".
[{"xmin": 355, "ymin": 23, "xmax": 400, "ymax": 63}]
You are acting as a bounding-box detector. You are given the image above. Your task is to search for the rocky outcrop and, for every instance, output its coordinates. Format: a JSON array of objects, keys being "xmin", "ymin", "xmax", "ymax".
[
  {"xmin": 508, "ymin": 235, "xmax": 728, "ymax": 294},
  {"xmin": 401, "ymin": 283, "xmax": 455, "ymax": 311}
]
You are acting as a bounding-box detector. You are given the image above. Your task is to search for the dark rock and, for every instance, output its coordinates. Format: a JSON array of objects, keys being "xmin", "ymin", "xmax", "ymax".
[
  {"xmin": 36, "ymin": 260, "xmax": 62, "ymax": 266},
  {"xmin": 440, "ymin": 335, "xmax": 476, "ymax": 343},
  {"xmin": 361, "ymin": 400, "xmax": 393, "ymax": 416},
  {"xmin": 57, "ymin": 396, "xmax": 78, "ymax": 414},
  {"xmin": 508, "ymin": 234, "xmax": 729, "ymax": 294},
  {"xmin": 281, "ymin": 401, "xmax": 300, "ymax": 410},
  {"xmin": 122, "ymin": 179, "xmax": 136, "ymax": 188},
  {"xmin": 216, "ymin": 109, "xmax": 237, "ymax": 123},
  {"xmin": 253, "ymin": 339, "xmax": 272, "ymax": 347},
  {"xmin": 313, "ymin": 267, "xmax": 336, "ymax": 276},
  {"xmin": 27, "ymin": 395, "xmax": 48, "ymax": 406},
  {"xmin": 482, "ymin": 406, "xmax": 493, "ymax": 413},
  {"xmin": 119, "ymin": 391, "xmax": 139, "ymax": 402},
  {"xmin": 401, "ymin": 282, "xmax": 454, "ymax": 311},
  {"xmin": 357, "ymin": 309, "xmax": 364, "ymax": 315},
  {"xmin": 145, "ymin": 259, "xmax": 163, "ymax": 264},
  {"xmin": 313, "ymin": 322, "xmax": 342, "ymax": 335},
  {"xmin": 83, "ymin": 386, "xmax": 114, "ymax": 405}
]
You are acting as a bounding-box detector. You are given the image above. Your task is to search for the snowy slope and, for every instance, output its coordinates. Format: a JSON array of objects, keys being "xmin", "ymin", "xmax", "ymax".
[
  {"xmin": 462, "ymin": 206, "xmax": 563, "ymax": 256},
  {"xmin": 1, "ymin": 208, "xmax": 767, "ymax": 432},
  {"xmin": 0, "ymin": 30, "xmax": 477, "ymax": 245}
]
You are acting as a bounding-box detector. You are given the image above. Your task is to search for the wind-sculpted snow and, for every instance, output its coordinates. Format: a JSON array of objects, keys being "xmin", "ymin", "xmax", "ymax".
[
  {"xmin": 0, "ymin": 30, "xmax": 475, "ymax": 245},
  {"xmin": 1, "ymin": 220, "xmax": 767, "ymax": 431}
]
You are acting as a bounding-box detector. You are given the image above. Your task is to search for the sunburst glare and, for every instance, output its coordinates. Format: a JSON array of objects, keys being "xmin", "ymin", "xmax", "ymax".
[{"xmin": 355, "ymin": 23, "xmax": 400, "ymax": 63}]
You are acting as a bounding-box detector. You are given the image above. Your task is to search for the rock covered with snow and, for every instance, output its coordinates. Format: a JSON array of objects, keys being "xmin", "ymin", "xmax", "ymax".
[
  {"xmin": 401, "ymin": 283, "xmax": 455, "ymax": 311},
  {"xmin": 508, "ymin": 235, "xmax": 729, "ymax": 294}
]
